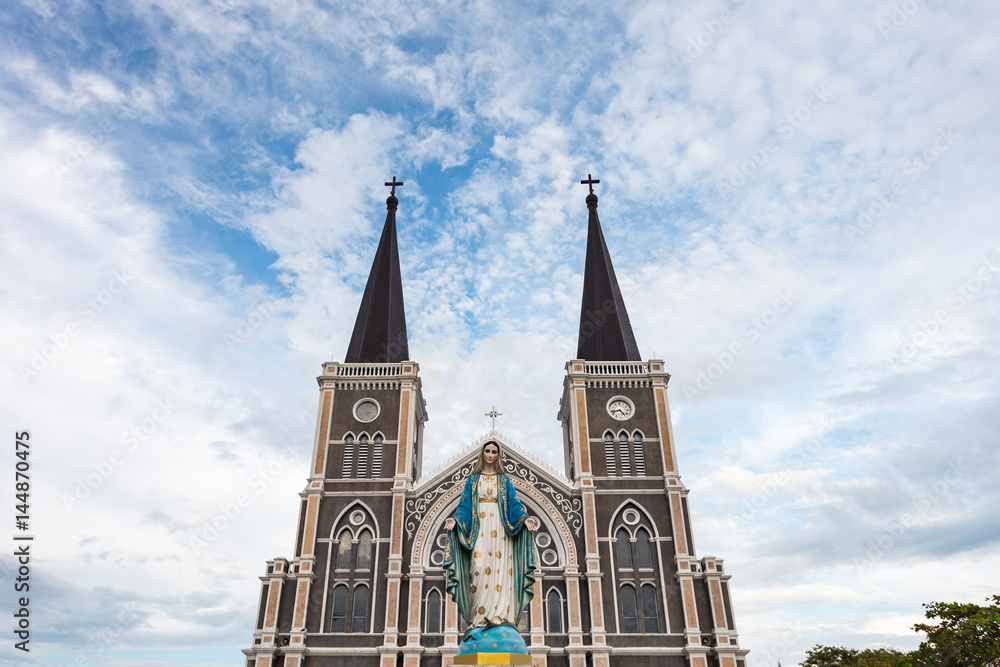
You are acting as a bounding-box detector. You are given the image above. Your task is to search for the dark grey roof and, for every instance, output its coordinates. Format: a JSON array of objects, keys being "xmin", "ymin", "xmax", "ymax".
[
  {"xmin": 576, "ymin": 192, "xmax": 642, "ymax": 362},
  {"xmin": 345, "ymin": 194, "xmax": 409, "ymax": 363}
]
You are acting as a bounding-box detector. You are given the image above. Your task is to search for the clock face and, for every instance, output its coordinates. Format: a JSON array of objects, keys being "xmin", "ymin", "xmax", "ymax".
[
  {"xmin": 608, "ymin": 398, "xmax": 633, "ymax": 421},
  {"xmin": 354, "ymin": 399, "xmax": 379, "ymax": 422}
]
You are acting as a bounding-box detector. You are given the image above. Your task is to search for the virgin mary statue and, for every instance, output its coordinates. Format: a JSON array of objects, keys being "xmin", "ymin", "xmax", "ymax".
[{"xmin": 443, "ymin": 440, "xmax": 538, "ymax": 634}]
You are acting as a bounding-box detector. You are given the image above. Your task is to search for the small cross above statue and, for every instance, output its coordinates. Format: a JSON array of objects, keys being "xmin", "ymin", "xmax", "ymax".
[
  {"xmin": 485, "ymin": 406, "xmax": 502, "ymax": 433},
  {"xmin": 384, "ymin": 176, "xmax": 404, "ymax": 196},
  {"xmin": 580, "ymin": 172, "xmax": 600, "ymax": 194}
]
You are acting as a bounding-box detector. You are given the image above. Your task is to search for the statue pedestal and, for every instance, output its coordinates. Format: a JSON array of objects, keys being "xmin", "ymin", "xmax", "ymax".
[
  {"xmin": 454, "ymin": 653, "xmax": 533, "ymax": 665},
  {"xmin": 455, "ymin": 625, "xmax": 533, "ymax": 665}
]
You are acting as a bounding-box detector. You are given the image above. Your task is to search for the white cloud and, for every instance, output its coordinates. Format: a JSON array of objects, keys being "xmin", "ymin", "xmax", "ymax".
[{"xmin": 2, "ymin": 0, "xmax": 999, "ymax": 664}]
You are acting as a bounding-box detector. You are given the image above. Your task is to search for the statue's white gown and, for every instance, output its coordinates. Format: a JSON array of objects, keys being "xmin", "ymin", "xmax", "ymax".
[{"xmin": 469, "ymin": 473, "xmax": 517, "ymax": 626}]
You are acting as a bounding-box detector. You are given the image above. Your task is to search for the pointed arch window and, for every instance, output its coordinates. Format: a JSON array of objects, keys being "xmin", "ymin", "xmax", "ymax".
[
  {"xmin": 425, "ymin": 588, "xmax": 442, "ymax": 633},
  {"xmin": 342, "ymin": 435, "xmax": 355, "ymax": 478},
  {"xmin": 327, "ymin": 509, "xmax": 378, "ymax": 635},
  {"xmin": 604, "ymin": 432, "xmax": 617, "ymax": 476},
  {"xmin": 641, "ymin": 584, "xmax": 660, "ymax": 633},
  {"xmin": 356, "ymin": 530, "xmax": 372, "ymax": 571},
  {"xmin": 618, "ymin": 432, "xmax": 631, "ymax": 475},
  {"xmin": 336, "ymin": 530, "xmax": 353, "ymax": 570},
  {"xmin": 620, "ymin": 584, "xmax": 639, "ymax": 633},
  {"xmin": 545, "ymin": 588, "xmax": 564, "ymax": 633},
  {"xmin": 372, "ymin": 434, "xmax": 383, "ymax": 477},
  {"xmin": 633, "ymin": 431, "xmax": 646, "ymax": 476},
  {"xmin": 351, "ymin": 583, "xmax": 369, "ymax": 632},
  {"xmin": 357, "ymin": 434, "xmax": 369, "ymax": 478},
  {"xmin": 329, "ymin": 584, "xmax": 348, "ymax": 632},
  {"xmin": 615, "ymin": 528, "xmax": 632, "ymax": 570},
  {"xmin": 613, "ymin": 508, "xmax": 664, "ymax": 634},
  {"xmin": 636, "ymin": 528, "xmax": 653, "ymax": 569}
]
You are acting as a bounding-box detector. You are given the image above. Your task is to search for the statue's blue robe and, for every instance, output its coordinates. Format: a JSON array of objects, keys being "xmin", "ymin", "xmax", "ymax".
[{"xmin": 443, "ymin": 471, "xmax": 537, "ymax": 627}]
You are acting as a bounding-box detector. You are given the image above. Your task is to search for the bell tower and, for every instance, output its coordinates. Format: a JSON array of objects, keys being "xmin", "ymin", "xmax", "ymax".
[
  {"xmin": 244, "ymin": 180, "xmax": 428, "ymax": 667},
  {"xmin": 559, "ymin": 176, "xmax": 748, "ymax": 667}
]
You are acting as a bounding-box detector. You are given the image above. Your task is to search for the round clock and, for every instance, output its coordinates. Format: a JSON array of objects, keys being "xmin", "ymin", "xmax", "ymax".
[
  {"xmin": 354, "ymin": 398, "xmax": 380, "ymax": 423},
  {"xmin": 607, "ymin": 396, "xmax": 634, "ymax": 421}
]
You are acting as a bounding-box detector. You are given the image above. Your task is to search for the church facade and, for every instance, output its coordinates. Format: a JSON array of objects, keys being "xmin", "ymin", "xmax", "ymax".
[{"xmin": 243, "ymin": 180, "xmax": 749, "ymax": 667}]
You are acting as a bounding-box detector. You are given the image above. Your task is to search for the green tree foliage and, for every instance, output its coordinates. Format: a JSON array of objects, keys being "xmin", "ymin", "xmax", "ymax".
[
  {"xmin": 908, "ymin": 595, "xmax": 1000, "ymax": 667},
  {"xmin": 799, "ymin": 596, "xmax": 1000, "ymax": 667},
  {"xmin": 802, "ymin": 644, "xmax": 908, "ymax": 667}
]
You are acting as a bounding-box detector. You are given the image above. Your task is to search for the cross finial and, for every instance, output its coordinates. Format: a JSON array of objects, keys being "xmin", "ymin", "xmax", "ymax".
[
  {"xmin": 384, "ymin": 175, "xmax": 404, "ymax": 196},
  {"xmin": 485, "ymin": 406, "xmax": 502, "ymax": 433},
  {"xmin": 580, "ymin": 173, "xmax": 600, "ymax": 194}
]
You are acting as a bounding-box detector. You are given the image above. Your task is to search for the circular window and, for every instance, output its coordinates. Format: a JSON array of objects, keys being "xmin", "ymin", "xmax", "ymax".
[
  {"xmin": 542, "ymin": 549, "xmax": 558, "ymax": 566},
  {"xmin": 622, "ymin": 508, "xmax": 640, "ymax": 525},
  {"xmin": 535, "ymin": 532, "xmax": 552, "ymax": 548},
  {"xmin": 350, "ymin": 510, "xmax": 365, "ymax": 525},
  {"xmin": 436, "ymin": 533, "xmax": 449, "ymax": 548},
  {"xmin": 353, "ymin": 399, "xmax": 380, "ymax": 423},
  {"xmin": 430, "ymin": 550, "xmax": 445, "ymax": 566}
]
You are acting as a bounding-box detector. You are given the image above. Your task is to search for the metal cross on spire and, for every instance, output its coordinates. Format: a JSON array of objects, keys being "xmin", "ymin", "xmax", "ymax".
[
  {"xmin": 580, "ymin": 172, "xmax": 600, "ymax": 194},
  {"xmin": 485, "ymin": 406, "xmax": 502, "ymax": 433},
  {"xmin": 384, "ymin": 175, "xmax": 404, "ymax": 196}
]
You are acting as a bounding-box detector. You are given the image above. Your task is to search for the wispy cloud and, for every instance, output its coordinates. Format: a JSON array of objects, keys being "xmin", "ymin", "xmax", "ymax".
[{"xmin": 1, "ymin": 0, "xmax": 999, "ymax": 664}]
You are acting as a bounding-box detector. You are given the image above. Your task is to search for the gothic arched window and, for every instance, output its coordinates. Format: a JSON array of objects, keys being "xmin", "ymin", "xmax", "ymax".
[
  {"xmin": 329, "ymin": 584, "xmax": 348, "ymax": 632},
  {"xmin": 357, "ymin": 434, "xmax": 369, "ymax": 478},
  {"xmin": 641, "ymin": 583, "xmax": 660, "ymax": 633},
  {"xmin": 612, "ymin": 507, "xmax": 664, "ymax": 634},
  {"xmin": 326, "ymin": 506, "xmax": 378, "ymax": 635},
  {"xmin": 633, "ymin": 431, "xmax": 646, "ymax": 476},
  {"xmin": 636, "ymin": 528, "xmax": 653, "ymax": 569},
  {"xmin": 618, "ymin": 432, "xmax": 631, "ymax": 475},
  {"xmin": 604, "ymin": 432, "xmax": 617, "ymax": 476},
  {"xmin": 425, "ymin": 588, "xmax": 442, "ymax": 633},
  {"xmin": 336, "ymin": 529, "xmax": 352, "ymax": 570},
  {"xmin": 356, "ymin": 530, "xmax": 372, "ymax": 571},
  {"xmin": 545, "ymin": 588, "xmax": 564, "ymax": 633},
  {"xmin": 615, "ymin": 528, "xmax": 632, "ymax": 570},
  {"xmin": 342, "ymin": 435, "xmax": 355, "ymax": 478},
  {"xmin": 620, "ymin": 584, "xmax": 639, "ymax": 633},
  {"xmin": 351, "ymin": 583, "xmax": 369, "ymax": 632},
  {"xmin": 372, "ymin": 434, "xmax": 383, "ymax": 477}
]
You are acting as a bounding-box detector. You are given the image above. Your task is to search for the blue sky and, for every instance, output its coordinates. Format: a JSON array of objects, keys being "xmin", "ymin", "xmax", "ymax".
[{"xmin": 1, "ymin": 1, "xmax": 998, "ymax": 665}]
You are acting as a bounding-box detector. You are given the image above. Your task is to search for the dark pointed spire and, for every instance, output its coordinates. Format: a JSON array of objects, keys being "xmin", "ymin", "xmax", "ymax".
[
  {"xmin": 576, "ymin": 175, "xmax": 642, "ymax": 362},
  {"xmin": 344, "ymin": 179, "xmax": 409, "ymax": 363}
]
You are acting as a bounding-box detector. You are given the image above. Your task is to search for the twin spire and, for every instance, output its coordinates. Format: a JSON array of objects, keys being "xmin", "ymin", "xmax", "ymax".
[
  {"xmin": 344, "ymin": 174, "xmax": 642, "ymax": 364},
  {"xmin": 344, "ymin": 178, "xmax": 409, "ymax": 363}
]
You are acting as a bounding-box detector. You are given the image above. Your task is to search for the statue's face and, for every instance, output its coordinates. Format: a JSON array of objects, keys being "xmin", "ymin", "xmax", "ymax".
[{"xmin": 483, "ymin": 444, "xmax": 499, "ymax": 465}]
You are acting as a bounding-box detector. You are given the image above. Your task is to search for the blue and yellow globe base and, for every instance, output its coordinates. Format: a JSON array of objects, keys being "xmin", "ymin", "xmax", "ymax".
[{"xmin": 453, "ymin": 625, "xmax": 533, "ymax": 665}]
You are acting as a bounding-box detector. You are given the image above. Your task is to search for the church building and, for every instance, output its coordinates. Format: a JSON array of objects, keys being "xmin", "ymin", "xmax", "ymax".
[{"xmin": 242, "ymin": 178, "xmax": 750, "ymax": 667}]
